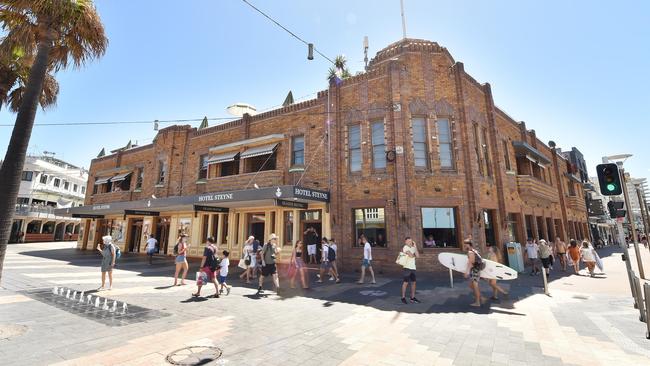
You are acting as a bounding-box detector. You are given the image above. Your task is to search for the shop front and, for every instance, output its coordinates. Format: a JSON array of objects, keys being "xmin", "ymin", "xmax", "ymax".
[{"xmin": 56, "ymin": 185, "xmax": 330, "ymax": 263}]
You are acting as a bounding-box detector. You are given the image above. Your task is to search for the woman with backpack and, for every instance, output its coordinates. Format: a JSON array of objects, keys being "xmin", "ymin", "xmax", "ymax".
[
  {"xmin": 97, "ymin": 235, "xmax": 116, "ymax": 291},
  {"xmin": 463, "ymin": 238, "xmax": 485, "ymax": 307},
  {"xmin": 486, "ymin": 244, "xmax": 508, "ymax": 300},
  {"xmin": 173, "ymin": 234, "xmax": 189, "ymax": 286}
]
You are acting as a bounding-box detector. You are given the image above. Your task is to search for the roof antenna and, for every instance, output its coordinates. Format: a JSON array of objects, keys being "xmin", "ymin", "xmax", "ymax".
[
  {"xmin": 400, "ymin": 0, "xmax": 407, "ymax": 39},
  {"xmin": 363, "ymin": 36, "xmax": 369, "ymax": 70}
]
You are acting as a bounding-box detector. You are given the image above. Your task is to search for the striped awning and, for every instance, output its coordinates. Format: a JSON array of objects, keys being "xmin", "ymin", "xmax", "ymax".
[
  {"xmin": 208, "ymin": 151, "xmax": 240, "ymax": 164},
  {"xmin": 110, "ymin": 172, "xmax": 132, "ymax": 182},
  {"xmin": 94, "ymin": 177, "xmax": 111, "ymax": 185},
  {"xmin": 240, "ymin": 143, "xmax": 278, "ymax": 159}
]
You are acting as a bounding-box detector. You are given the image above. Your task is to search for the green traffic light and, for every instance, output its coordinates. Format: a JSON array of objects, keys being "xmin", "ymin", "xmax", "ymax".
[{"xmin": 607, "ymin": 183, "xmax": 617, "ymax": 192}]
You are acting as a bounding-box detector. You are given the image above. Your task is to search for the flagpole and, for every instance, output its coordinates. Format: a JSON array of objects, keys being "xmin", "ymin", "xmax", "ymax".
[{"xmin": 400, "ymin": 0, "xmax": 407, "ymax": 39}]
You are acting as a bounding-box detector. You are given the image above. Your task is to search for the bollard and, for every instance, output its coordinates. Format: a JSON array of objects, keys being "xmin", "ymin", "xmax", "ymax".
[
  {"xmin": 643, "ymin": 283, "xmax": 650, "ymax": 339},
  {"xmin": 629, "ymin": 270, "xmax": 639, "ymax": 309},
  {"xmin": 634, "ymin": 276, "xmax": 646, "ymax": 322},
  {"xmin": 541, "ymin": 267, "xmax": 550, "ymax": 296},
  {"xmin": 449, "ymin": 268, "xmax": 454, "ymax": 288}
]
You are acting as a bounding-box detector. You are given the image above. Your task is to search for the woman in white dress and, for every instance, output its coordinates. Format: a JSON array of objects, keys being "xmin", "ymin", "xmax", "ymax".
[{"xmin": 239, "ymin": 236, "xmax": 255, "ymax": 284}]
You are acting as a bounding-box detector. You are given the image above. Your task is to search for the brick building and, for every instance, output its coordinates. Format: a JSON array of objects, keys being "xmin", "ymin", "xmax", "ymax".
[{"xmin": 58, "ymin": 38, "xmax": 589, "ymax": 272}]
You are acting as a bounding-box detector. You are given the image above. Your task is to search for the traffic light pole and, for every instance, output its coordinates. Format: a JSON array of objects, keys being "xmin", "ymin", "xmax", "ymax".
[
  {"xmin": 621, "ymin": 168, "xmax": 645, "ymax": 279},
  {"xmin": 635, "ymin": 185, "xmax": 650, "ymax": 250}
]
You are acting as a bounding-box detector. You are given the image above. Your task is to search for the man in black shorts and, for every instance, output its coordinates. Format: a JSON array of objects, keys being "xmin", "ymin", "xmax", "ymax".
[{"xmin": 257, "ymin": 233, "xmax": 280, "ymax": 295}]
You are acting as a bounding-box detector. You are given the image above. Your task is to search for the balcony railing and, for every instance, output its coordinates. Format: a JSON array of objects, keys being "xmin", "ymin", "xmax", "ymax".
[
  {"xmin": 566, "ymin": 195, "xmax": 587, "ymax": 211},
  {"xmin": 516, "ymin": 175, "xmax": 559, "ymax": 203},
  {"xmin": 199, "ymin": 170, "xmax": 284, "ymax": 193}
]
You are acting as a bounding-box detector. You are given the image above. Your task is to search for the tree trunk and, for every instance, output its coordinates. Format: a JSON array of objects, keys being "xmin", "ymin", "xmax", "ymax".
[{"xmin": 0, "ymin": 34, "xmax": 53, "ymax": 283}]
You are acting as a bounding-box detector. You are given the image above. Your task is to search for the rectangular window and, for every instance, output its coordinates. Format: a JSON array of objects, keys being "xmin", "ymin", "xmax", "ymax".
[
  {"xmin": 437, "ymin": 119, "xmax": 453, "ymax": 169},
  {"xmin": 421, "ymin": 207, "xmax": 458, "ymax": 248},
  {"xmin": 348, "ymin": 124, "xmax": 362, "ymax": 172},
  {"xmin": 412, "ymin": 117, "xmax": 428, "ymax": 168},
  {"xmin": 221, "ymin": 214, "xmax": 229, "ymax": 245},
  {"xmin": 482, "ymin": 128, "xmax": 492, "ymax": 177},
  {"xmin": 81, "ymin": 186, "xmax": 86, "ymax": 194},
  {"xmin": 135, "ymin": 168, "xmax": 144, "ymax": 189},
  {"xmin": 198, "ymin": 154, "xmax": 208, "ymax": 180},
  {"xmin": 157, "ymin": 161, "xmax": 166, "ymax": 184},
  {"xmin": 53, "ymin": 178, "xmax": 61, "ymax": 187},
  {"xmin": 291, "ymin": 135, "xmax": 305, "ymax": 166},
  {"xmin": 506, "ymin": 213, "xmax": 519, "ymax": 242},
  {"xmin": 353, "ymin": 208, "xmax": 387, "ymax": 247},
  {"xmin": 473, "ymin": 124, "xmax": 484, "ymax": 176},
  {"xmin": 284, "ymin": 211, "xmax": 294, "ymax": 246},
  {"xmin": 244, "ymin": 152, "xmax": 276, "ymax": 173},
  {"xmin": 39, "ymin": 174, "xmax": 48, "ymax": 184},
  {"xmin": 219, "ymin": 160, "xmax": 239, "ymax": 177},
  {"xmin": 64, "ymin": 181, "xmax": 70, "ymax": 190},
  {"xmin": 371, "ymin": 121, "xmax": 386, "ymax": 170},
  {"xmin": 21, "ymin": 171, "xmax": 33, "ymax": 181},
  {"xmin": 73, "ymin": 184, "xmax": 78, "ymax": 192},
  {"xmin": 16, "ymin": 197, "xmax": 29, "ymax": 205},
  {"xmin": 201, "ymin": 214, "xmax": 209, "ymax": 241},
  {"xmin": 503, "ymin": 140, "xmax": 511, "ymax": 171}
]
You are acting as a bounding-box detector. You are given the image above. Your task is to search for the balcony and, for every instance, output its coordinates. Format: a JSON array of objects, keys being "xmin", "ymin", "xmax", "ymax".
[
  {"xmin": 567, "ymin": 194, "xmax": 587, "ymax": 212},
  {"xmin": 516, "ymin": 175, "xmax": 559, "ymax": 203},
  {"xmin": 90, "ymin": 190, "xmax": 133, "ymax": 204},
  {"xmin": 14, "ymin": 205, "xmax": 77, "ymax": 220},
  {"xmin": 199, "ymin": 170, "xmax": 284, "ymax": 194}
]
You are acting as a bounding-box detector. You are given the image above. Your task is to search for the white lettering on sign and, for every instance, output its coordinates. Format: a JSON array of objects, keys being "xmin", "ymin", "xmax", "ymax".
[
  {"xmin": 198, "ymin": 193, "xmax": 234, "ymax": 202},
  {"xmin": 92, "ymin": 204, "xmax": 110, "ymax": 210},
  {"xmin": 294, "ymin": 188, "xmax": 328, "ymax": 200}
]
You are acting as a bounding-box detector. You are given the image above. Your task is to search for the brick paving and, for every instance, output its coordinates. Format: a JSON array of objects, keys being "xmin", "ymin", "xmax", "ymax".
[{"xmin": 1, "ymin": 242, "xmax": 650, "ymax": 365}]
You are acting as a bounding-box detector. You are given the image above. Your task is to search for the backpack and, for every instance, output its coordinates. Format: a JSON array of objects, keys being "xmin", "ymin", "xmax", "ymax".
[
  {"xmin": 327, "ymin": 245, "xmax": 336, "ymax": 261},
  {"xmin": 173, "ymin": 242, "xmax": 180, "ymax": 255},
  {"xmin": 205, "ymin": 245, "xmax": 219, "ymax": 271},
  {"xmin": 471, "ymin": 249, "xmax": 485, "ymax": 271},
  {"xmin": 113, "ymin": 244, "xmax": 121, "ymax": 260}
]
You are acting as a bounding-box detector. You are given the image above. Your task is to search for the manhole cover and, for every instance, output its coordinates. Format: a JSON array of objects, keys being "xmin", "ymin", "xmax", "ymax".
[
  {"xmin": 166, "ymin": 346, "xmax": 223, "ymax": 365},
  {"xmin": 0, "ymin": 324, "xmax": 28, "ymax": 340}
]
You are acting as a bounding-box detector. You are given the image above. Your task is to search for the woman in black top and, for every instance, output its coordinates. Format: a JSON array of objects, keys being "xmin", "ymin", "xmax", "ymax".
[{"xmin": 290, "ymin": 240, "xmax": 309, "ymax": 289}]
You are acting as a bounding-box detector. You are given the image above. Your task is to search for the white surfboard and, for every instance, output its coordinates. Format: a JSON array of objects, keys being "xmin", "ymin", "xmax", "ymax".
[{"xmin": 438, "ymin": 252, "xmax": 518, "ymax": 280}]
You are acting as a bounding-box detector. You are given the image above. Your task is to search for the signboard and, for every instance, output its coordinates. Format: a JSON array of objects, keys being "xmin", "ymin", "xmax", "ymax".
[
  {"xmin": 193, "ymin": 205, "xmax": 229, "ymax": 213},
  {"xmin": 196, "ymin": 192, "xmax": 235, "ymax": 203},
  {"xmin": 275, "ymin": 199, "xmax": 308, "ymax": 209},
  {"xmin": 124, "ymin": 210, "xmax": 160, "ymax": 217},
  {"xmin": 72, "ymin": 213, "xmax": 104, "ymax": 219},
  {"xmin": 293, "ymin": 186, "xmax": 329, "ymax": 202}
]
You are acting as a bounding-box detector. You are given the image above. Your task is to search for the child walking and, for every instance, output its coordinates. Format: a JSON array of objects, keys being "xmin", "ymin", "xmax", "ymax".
[{"xmin": 219, "ymin": 250, "xmax": 231, "ymax": 295}]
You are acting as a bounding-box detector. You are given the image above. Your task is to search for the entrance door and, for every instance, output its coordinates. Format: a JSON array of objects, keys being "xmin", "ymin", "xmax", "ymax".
[
  {"xmin": 54, "ymin": 222, "xmax": 65, "ymax": 241},
  {"xmin": 247, "ymin": 213, "xmax": 265, "ymax": 243},
  {"xmin": 155, "ymin": 217, "xmax": 171, "ymax": 254},
  {"xmin": 128, "ymin": 219, "xmax": 143, "ymax": 252},
  {"xmin": 301, "ymin": 210, "xmax": 323, "ymax": 261}
]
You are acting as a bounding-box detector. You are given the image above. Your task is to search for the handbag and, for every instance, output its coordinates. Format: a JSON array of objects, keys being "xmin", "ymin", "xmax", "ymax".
[
  {"xmin": 244, "ymin": 255, "xmax": 251, "ymax": 266},
  {"xmin": 396, "ymin": 252, "xmax": 408, "ymax": 266}
]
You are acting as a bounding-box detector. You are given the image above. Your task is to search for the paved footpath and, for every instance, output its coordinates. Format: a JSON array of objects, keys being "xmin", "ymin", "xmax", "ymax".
[{"xmin": 1, "ymin": 242, "xmax": 650, "ymax": 366}]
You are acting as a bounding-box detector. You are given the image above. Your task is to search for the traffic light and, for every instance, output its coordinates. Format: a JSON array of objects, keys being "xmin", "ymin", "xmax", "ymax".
[
  {"xmin": 596, "ymin": 163, "xmax": 623, "ymax": 196},
  {"xmin": 607, "ymin": 200, "xmax": 626, "ymax": 218}
]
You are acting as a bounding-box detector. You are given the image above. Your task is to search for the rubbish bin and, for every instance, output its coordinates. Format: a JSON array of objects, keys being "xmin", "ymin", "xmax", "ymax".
[{"xmin": 506, "ymin": 242, "xmax": 525, "ymax": 273}]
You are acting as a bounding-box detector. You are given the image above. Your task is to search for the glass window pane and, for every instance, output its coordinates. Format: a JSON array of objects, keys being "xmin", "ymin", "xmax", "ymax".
[
  {"xmin": 421, "ymin": 207, "xmax": 457, "ymax": 248},
  {"xmin": 373, "ymin": 147, "xmax": 386, "ymax": 169},
  {"xmin": 354, "ymin": 207, "xmax": 387, "ymax": 247},
  {"xmin": 439, "ymin": 144, "xmax": 452, "ymax": 168},
  {"xmin": 412, "ymin": 118, "xmax": 426, "ymax": 143}
]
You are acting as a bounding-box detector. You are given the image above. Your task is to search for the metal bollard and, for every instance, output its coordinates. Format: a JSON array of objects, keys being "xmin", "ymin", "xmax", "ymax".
[
  {"xmin": 644, "ymin": 283, "xmax": 650, "ymax": 339},
  {"xmin": 629, "ymin": 270, "xmax": 639, "ymax": 309},
  {"xmin": 634, "ymin": 276, "xmax": 646, "ymax": 322}
]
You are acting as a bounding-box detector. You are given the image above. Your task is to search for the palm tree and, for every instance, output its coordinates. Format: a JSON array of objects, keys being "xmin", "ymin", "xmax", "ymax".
[
  {"xmin": 0, "ymin": 0, "xmax": 108, "ymax": 282},
  {"xmin": 0, "ymin": 55, "xmax": 59, "ymax": 112},
  {"xmin": 327, "ymin": 54, "xmax": 351, "ymax": 81}
]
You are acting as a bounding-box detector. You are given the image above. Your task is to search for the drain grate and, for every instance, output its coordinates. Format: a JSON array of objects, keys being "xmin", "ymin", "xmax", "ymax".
[
  {"xmin": 166, "ymin": 346, "xmax": 223, "ymax": 365},
  {"xmin": 21, "ymin": 288, "xmax": 169, "ymax": 327}
]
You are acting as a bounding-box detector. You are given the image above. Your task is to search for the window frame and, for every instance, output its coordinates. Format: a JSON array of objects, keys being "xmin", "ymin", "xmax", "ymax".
[
  {"xmin": 39, "ymin": 174, "xmax": 48, "ymax": 184},
  {"xmin": 411, "ymin": 117, "xmax": 429, "ymax": 170},
  {"xmin": 21, "ymin": 171, "xmax": 33, "ymax": 181},
  {"xmin": 348, "ymin": 123, "xmax": 362, "ymax": 173},
  {"xmin": 352, "ymin": 207, "xmax": 387, "ymax": 248},
  {"xmin": 157, "ymin": 160, "xmax": 166, "ymax": 185},
  {"xmin": 436, "ymin": 118, "xmax": 455, "ymax": 170},
  {"xmin": 473, "ymin": 123, "xmax": 484, "ymax": 176},
  {"xmin": 198, "ymin": 154, "xmax": 209, "ymax": 180},
  {"xmin": 53, "ymin": 178, "xmax": 61, "ymax": 188},
  {"xmin": 481, "ymin": 127, "xmax": 492, "ymax": 177},
  {"xmin": 502, "ymin": 139, "xmax": 511, "ymax": 171},
  {"xmin": 291, "ymin": 135, "xmax": 305, "ymax": 167},
  {"xmin": 370, "ymin": 120, "xmax": 387, "ymax": 171},
  {"xmin": 135, "ymin": 167, "xmax": 144, "ymax": 190},
  {"xmin": 420, "ymin": 207, "xmax": 459, "ymax": 249}
]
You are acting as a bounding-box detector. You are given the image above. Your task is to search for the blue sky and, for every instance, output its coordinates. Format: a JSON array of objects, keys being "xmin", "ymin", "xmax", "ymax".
[{"xmin": 1, "ymin": 0, "xmax": 648, "ymax": 182}]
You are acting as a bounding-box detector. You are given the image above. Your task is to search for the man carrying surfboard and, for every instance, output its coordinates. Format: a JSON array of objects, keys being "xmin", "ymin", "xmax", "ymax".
[{"xmin": 463, "ymin": 238, "xmax": 485, "ymax": 307}]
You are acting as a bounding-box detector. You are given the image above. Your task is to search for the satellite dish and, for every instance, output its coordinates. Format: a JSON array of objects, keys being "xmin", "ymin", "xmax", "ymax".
[{"xmin": 227, "ymin": 103, "xmax": 257, "ymax": 117}]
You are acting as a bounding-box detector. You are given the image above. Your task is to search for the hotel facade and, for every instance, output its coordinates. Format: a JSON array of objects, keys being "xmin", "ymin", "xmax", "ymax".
[{"xmin": 59, "ymin": 39, "xmax": 589, "ymax": 272}]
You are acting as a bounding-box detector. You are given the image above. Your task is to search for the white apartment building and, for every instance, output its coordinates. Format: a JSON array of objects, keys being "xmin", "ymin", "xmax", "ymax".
[{"xmin": 10, "ymin": 155, "xmax": 88, "ymax": 243}]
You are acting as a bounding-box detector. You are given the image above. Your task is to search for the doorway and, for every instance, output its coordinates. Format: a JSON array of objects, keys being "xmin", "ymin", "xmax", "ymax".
[
  {"xmin": 128, "ymin": 219, "xmax": 143, "ymax": 252},
  {"xmin": 155, "ymin": 217, "xmax": 171, "ymax": 254},
  {"xmin": 247, "ymin": 213, "xmax": 265, "ymax": 243},
  {"xmin": 54, "ymin": 222, "xmax": 65, "ymax": 241},
  {"xmin": 10, "ymin": 220, "xmax": 23, "ymax": 243},
  {"xmin": 301, "ymin": 210, "xmax": 322, "ymax": 261}
]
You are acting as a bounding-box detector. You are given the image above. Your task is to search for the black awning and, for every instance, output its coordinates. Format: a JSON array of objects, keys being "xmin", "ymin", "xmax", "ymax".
[
  {"xmin": 94, "ymin": 177, "xmax": 112, "ymax": 185},
  {"xmin": 240, "ymin": 143, "xmax": 278, "ymax": 159},
  {"xmin": 512, "ymin": 141, "xmax": 551, "ymax": 165},
  {"xmin": 208, "ymin": 151, "xmax": 240, "ymax": 164},
  {"xmin": 110, "ymin": 172, "xmax": 132, "ymax": 182}
]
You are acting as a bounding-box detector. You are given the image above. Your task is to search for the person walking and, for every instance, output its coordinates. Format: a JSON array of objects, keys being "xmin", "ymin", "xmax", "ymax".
[
  {"xmin": 145, "ymin": 234, "xmax": 157, "ymax": 265},
  {"xmin": 554, "ymin": 237, "xmax": 567, "ymax": 271},
  {"xmin": 357, "ymin": 234, "xmax": 376, "ymax": 284},
  {"xmin": 567, "ymin": 239, "xmax": 581, "ymax": 274},
  {"xmin": 257, "ymin": 234, "xmax": 280, "ymax": 295},
  {"xmin": 97, "ymin": 235, "xmax": 116, "ymax": 291},
  {"xmin": 328, "ymin": 238, "xmax": 340, "ymax": 282},
  {"xmin": 580, "ymin": 241, "xmax": 597, "ymax": 277},
  {"xmin": 539, "ymin": 239, "xmax": 552, "ymax": 276},
  {"xmin": 239, "ymin": 236, "xmax": 254, "ymax": 284},
  {"xmin": 464, "ymin": 238, "xmax": 485, "ymax": 307},
  {"xmin": 317, "ymin": 238, "xmax": 339, "ymax": 283},
  {"xmin": 192, "ymin": 237, "xmax": 220, "ymax": 298},
  {"xmin": 251, "ymin": 237, "xmax": 262, "ymax": 280},
  {"xmin": 304, "ymin": 227, "xmax": 318, "ymax": 264},
  {"xmin": 399, "ymin": 237, "xmax": 420, "ymax": 304},
  {"xmin": 218, "ymin": 250, "xmax": 231, "ymax": 295},
  {"xmin": 289, "ymin": 240, "xmax": 309, "ymax": 289},
  {"xmin": 173, "ymin": 234, "xmax": 189, "ymax": 286},
  {"xmin": 486, "ymin": 244, "xmax": 508, "ymax": 300},
  {"xmin": 525, "ymin": 238, "xmax": 540, "ymax": 275}
]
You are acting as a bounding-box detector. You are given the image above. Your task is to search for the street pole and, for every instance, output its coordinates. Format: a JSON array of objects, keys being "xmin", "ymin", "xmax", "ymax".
[
  {"xmin": 621, "ymin": 167, "xmax": 645, "ymax": 279},
  {"xmin": 635, "ymin": 184, "xmax": 650, "ymax": 248}
]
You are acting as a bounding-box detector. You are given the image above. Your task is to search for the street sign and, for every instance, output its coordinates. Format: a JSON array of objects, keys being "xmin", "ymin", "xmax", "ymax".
[
  {"xmin": 193, "ymin": 205, "xmax": 229, "ymax": 213},
  {"xmin": 275, "ymin": 199, "xmax": 308, "ymax": 209}
]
